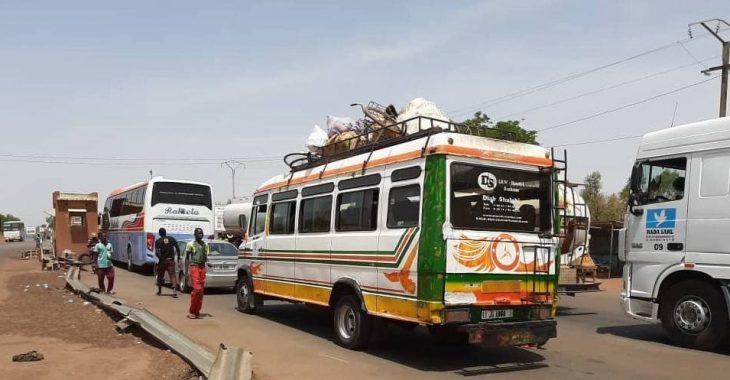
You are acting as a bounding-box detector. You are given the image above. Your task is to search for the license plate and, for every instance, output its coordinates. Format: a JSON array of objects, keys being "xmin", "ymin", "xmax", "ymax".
[{"xmin": 481, "ymin": 309, "xmax": 513, "ymax": 320}]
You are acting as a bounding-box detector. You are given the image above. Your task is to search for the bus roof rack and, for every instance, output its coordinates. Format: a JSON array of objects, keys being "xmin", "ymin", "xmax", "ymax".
[{"xmin": 285, "ymin": 116, "xmax": 517, "ymax": 172}]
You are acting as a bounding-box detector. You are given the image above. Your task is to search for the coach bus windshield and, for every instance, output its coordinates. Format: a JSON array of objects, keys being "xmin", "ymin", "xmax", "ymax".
[
  {"xmin": 151, "ymin": 182, "xmax": 212, "ymax": 209},
  {"xmin": 450, "ymin": 163, "xmax": 551, "ymax": 233}
]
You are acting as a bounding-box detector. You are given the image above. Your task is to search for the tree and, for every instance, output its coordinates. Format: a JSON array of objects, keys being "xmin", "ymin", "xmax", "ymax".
[
  {"xmin": 580, "ymin": 171, "xmax": 627, "ymax": 222},
  {"xmin": 0, "ymin": 213, "xmax": 20, "ymax": 232},
  {"xmin": 461, "ymin": 111, "xmax": 539, "ymax": 145}
]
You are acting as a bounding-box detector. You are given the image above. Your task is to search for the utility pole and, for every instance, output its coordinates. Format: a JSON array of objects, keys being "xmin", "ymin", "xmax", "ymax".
[
  {"xmin": 221, "ymin": 160, "xmax": 244, "ymax": 200},
  {"xmin": 689, "ymin": 19, "xmax": 730, "ymax": 117}
]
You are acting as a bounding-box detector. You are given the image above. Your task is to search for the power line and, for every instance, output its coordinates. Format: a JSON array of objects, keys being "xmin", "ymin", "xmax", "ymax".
[
  {"xmin": 550, "ymin": 134, "xmax": 644, "ymax": 148},
  {"xmin": 494, "ymin": 56, "xmax": 718, "ymax": 120},
  {"xmin": 537, "ymin": 75, "xmax": 719, "ymax": 133},
  {"xmin": 0, "ymin": 153, "xmax": 281, "ymax": 162},
  {"xmin": 448, "ymin": 29, "xmax": 727, "ymax": 118}
]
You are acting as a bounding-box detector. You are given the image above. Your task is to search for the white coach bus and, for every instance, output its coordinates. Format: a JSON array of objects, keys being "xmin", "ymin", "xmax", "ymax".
[
  {"xmin": 621, "ymin": 117, "xmax": 730, "ymax": 350},
  {"xmin": 102, "ymin": 177, "xmax": 215, "ymax": 270}
]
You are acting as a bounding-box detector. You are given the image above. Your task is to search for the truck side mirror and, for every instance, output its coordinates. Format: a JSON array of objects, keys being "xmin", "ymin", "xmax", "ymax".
[
  {"xmin": 628, "ymin": 193, "xmax": 644, "ymax": 216},
  {"xmin": 630, "ymin": 164, "xmax": 643, "ymax": 194}
]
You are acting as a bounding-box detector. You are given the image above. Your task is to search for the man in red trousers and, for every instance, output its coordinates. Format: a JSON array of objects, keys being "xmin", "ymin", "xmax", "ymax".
[{"xmin": 185, "ymin": 228, "xmax": 209, "ymax": 319}]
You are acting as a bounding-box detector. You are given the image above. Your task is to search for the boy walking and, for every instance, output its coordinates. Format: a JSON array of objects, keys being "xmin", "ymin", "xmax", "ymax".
[
  {"xmin": 186, "ymin": 228, "xmax": 209, "ymax": 319},
  {"xmin": 93, "ymin": 233, "xmax": 115, "ymax": 294}
]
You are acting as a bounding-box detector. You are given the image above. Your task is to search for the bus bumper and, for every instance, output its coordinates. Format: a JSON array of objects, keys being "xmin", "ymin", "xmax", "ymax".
[{"xmin": 459, "ymin": 320, "xmax": 557, "ymax": 347}]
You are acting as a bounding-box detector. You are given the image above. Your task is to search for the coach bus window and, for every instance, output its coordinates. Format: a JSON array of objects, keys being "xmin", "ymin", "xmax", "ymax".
[
  {"xmin": 270, "ymin": 201, "xmax": 296, "ymax": 235},
  {"xmin": 387, "ymin": 185, "xmax": 420, "ymax": 228},
  {"xmin": 450, "ymin": 163, "xmax": 549, "ymax": 233},
  {"xmin": 151, "ymin": 182, "xmax": 212, "ymax": 209},
  {"xmin": 336, "ymin": 189, "xmax": 379, "ymax": 232},
  {"xmin": 300, "ymin": 195, "xmax": 332, "ymax": 233}
]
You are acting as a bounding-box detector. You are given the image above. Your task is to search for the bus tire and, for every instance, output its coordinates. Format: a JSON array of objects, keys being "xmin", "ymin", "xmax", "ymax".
[
  {"xmin": 660, "ymin": 280, "xmax": 729, "ymax": 350},
  {"xmin": 235, "ymin": 275, "xmax": 256, "ymax": 314},
  {"xmin": 333, "ymin": 295, "xmax": 372, "ymax": 350},
  {"xmin": 126, "ymin": 246, "xmax": 134, "ymax": 272}
]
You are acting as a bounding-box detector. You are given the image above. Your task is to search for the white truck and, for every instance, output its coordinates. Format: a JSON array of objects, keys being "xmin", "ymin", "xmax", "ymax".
[
  {"xmin": 620, "ymin": 117, "xmax": 730, "ymax": 350},
  {"xmin": 221, "ymin": 202, "xmax": 252, "ymax": 247}
]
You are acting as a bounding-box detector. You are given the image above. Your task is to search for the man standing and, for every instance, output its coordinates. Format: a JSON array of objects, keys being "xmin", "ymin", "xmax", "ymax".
[
  {"xmin": 155, "ymin": 228, "xmax": 180, "ymax": 298},
  {"xmin": 86, "ymin": 233, "xmax": 99, "ymax": 273},
  {"xmin": 185, "ymin": 227, "xmax": 209, "ymax": 319},
  {"xmin": 93, "ymin": 233, "xmax": 115, "ymax": 294}
]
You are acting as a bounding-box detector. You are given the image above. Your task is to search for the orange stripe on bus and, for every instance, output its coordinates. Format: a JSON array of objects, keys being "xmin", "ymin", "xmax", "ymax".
[{"xmin": 256, "ymin": 145, "xmax": 551, "ymax": 192}]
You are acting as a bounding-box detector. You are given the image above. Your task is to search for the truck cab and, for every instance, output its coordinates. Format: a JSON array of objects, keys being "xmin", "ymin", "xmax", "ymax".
[{"xmin": 620, "ymin": 117, "xmax": 730, "ymax": 350}]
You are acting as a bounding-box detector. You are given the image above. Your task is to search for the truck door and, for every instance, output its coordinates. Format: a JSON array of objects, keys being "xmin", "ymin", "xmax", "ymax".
[{"xmin": 626, "ymin": 156, "xmax": 688, "ymax": 299}]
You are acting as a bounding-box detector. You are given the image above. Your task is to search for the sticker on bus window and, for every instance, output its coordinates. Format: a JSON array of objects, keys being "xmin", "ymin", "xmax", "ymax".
[{"xmin": 477, "ymin": 172, "xmax": 497, "ymax": 191}]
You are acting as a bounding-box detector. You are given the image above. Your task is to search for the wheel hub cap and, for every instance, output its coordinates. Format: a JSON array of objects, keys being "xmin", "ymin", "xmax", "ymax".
[
  {"xmin": 675, "ymin": 297, "xmax": 711, "ymax": 333},
  {"xmin": 337, "ymin": 306, "xmax": 356, "ymax": 339}
]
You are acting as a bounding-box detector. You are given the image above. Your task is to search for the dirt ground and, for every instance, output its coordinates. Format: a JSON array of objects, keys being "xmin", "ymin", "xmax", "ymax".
[{"xmin": 0, "ymin": 243, "xmax": 199, "ymax": 380}]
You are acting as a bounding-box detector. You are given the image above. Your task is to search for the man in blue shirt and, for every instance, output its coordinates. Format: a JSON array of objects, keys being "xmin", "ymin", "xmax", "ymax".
[{"xmin": 93, "ymin": 232, "xmax": 115, "ymax": 294}]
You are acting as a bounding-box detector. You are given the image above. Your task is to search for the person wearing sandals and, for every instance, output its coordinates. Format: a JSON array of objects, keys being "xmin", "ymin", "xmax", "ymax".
[
  {"xmin": 93, "ymin": 232, "xmax": 115, "ymax": 294},
  {"xmin": 155, "ymin": 228, "xmax": 180, "ymax": 298},
  {"xmin": 186, "ymin": 228, "xmax": 209, "ymax": 319}
]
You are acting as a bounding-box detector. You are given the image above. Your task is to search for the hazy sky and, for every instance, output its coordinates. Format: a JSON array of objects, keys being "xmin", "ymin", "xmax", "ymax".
[{"xmin": 1, "ymin": 1, "xmax": 728, "ymax": 225}]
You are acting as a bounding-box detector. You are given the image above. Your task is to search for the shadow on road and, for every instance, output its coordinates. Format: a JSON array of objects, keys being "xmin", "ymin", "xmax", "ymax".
[
  {"xmin": 255, "ymin": 303, "xmax": 547, "ymax": 374},
  {"xmin": 596, "ymin": 324, "xmax": 730, "ymax": 356},
  {"xmin": 556, "ymin": 306, "xmax": 598, "ymax": 317}
]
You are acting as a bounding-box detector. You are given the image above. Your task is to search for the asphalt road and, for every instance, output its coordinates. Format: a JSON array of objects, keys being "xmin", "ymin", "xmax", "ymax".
[{"xmin": 4, "ymin": 241, "xmax": 729, "ymax": 379}]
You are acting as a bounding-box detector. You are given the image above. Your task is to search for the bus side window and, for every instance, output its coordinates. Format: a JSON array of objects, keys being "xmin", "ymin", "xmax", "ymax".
[
  {"xmin": 387, "ymin": 185, "xmax": 420, "ymax": 228},
  {"xmin": 250, "ymin": 204, "xmax": 268, "ymax": 236}
]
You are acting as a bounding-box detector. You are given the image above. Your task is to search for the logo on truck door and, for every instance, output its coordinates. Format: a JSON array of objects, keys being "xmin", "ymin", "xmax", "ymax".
[{"xmin": 645, "ymin": 208, "xmax": 676, "ymax": 242}]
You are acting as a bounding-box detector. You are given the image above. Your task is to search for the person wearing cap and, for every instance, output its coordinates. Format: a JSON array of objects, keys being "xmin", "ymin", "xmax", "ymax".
[
  {"xmin": 155, "ymin": 227, "xmax": 180, "ymax": 298},
  {"xmin": 185, "ymin": 227, "xmax": 209, "ymax": 319}
]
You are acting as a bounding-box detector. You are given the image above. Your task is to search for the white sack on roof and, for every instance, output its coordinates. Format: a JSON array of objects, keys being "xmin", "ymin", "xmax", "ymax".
[
  {"xmin": 326, "ymin": 115, "xmax": 361, "ymax": 137},
  {"xmin": 397, "ymin": 98, "xmax": 450, "ymax": 134},
  {"xmin": 305, "ymin": 125, "xmax": 328, "ymax": 153}
]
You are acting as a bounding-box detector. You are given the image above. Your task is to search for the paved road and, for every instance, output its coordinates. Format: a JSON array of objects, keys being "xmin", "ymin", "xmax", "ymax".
[{"xmin": 4, "ymin": 241, "xmax": 728, "ymax": 379}]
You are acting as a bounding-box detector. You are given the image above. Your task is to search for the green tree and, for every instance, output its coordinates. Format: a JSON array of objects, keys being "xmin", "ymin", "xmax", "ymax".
[
  {"xmin": 461, "ymin": 111, "xmax": 539, "ymax": 144},
  {"xmin": 580, "ymin": 171, "xmax": 627, "ymax": 222}
]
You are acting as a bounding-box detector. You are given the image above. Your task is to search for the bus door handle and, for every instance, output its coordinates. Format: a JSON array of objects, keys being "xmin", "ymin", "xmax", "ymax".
[{"xmin": 667, "ymin": 243, "xmax": 683, "ymax": 251}]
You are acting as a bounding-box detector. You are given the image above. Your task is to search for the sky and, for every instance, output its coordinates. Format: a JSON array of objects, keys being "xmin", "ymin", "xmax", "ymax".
[{"xmin": 1, "ymin": 1, "xmax": 729, "ymax": 225}]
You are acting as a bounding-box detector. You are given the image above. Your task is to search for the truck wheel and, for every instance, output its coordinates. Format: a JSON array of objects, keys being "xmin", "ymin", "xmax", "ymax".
[
  {"xmin": 235, "ymin": 276, "xmax": 256, "ymax": 314},
  {"xmin": 333, "ymin": 295, "xmax": 372, "ymax": 350},
  {"xmin": 660, "ymin": 280, "xmax": 729, "ymax": 350}
]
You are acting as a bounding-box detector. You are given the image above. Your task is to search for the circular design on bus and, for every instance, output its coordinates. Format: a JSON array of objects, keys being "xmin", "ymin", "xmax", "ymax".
[{"xmin": 490, "ymin": 233, "xmax": 522, "ymax": 271}]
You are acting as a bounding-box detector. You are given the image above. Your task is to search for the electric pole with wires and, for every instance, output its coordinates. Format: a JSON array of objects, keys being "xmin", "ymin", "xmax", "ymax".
[
  {"xmin": 689, "ymin": 18, "xmax": 730, "ymax": 117},
  {"xmin": 221, "ymin": 160, "xmax": 245, "ymax": 200}
]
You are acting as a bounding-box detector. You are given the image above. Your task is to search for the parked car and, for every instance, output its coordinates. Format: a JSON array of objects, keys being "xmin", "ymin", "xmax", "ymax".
[{"xmin": 176, "ymin": 239, "xmax": 239, "ymax": 292}]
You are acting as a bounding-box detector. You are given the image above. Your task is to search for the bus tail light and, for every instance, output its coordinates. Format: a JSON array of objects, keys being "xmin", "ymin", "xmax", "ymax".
[{"xmin": 146, "ymin": 233, "xmax": 155, "ymax": 252}]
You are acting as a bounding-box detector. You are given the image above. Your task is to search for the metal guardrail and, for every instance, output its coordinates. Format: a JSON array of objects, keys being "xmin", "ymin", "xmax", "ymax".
[{"xmin": 65, "ymin": 266, "xmax": 251, "ymax": 379}]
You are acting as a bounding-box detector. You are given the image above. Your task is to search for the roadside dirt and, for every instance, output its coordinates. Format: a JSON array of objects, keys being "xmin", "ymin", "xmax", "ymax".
[{"xmin": 0, "ymin": 246, "xmax": 199, "ymax": 380}]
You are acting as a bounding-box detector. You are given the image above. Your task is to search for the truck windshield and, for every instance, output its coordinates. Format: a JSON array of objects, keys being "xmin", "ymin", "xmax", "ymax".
[
  {"xmin": 450, "ymin": 163, "xmax": 550, "ymax": 233},
  {"xmin": 151, "ymin": 182, "xmax": 212, "ymax": 209}
]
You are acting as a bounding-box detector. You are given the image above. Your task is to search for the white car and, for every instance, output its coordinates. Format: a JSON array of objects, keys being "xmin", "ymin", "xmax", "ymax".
[{"xmin": 176, "ymin": 239, "xmax": 239, "ymax": 292}]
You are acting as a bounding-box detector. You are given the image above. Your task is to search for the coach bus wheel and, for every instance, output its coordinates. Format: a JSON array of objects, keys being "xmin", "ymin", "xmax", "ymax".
[
  {"xmin": 236, "ymin": 276, "xmax": 256, "ymax": 314},
  {"xmin": 126, "ymin": 246, "xmax": 134, "ymax": 271},
  {"xmin": 333, "ymin": 295, "xmax": 372, "ymax": 350},
  {"xmin": 660, "ymin": 280, "xmax": 729, "ymax": 350}
]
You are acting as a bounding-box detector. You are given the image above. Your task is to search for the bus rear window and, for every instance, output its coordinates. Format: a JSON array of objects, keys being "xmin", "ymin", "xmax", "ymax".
[
  {"xmin": 151, "ymin": 182, "xmax": 212, "ymax": 209},
  {"xmin": 450, "ymin": 163, "xmax": 550, "ymax": 233}
]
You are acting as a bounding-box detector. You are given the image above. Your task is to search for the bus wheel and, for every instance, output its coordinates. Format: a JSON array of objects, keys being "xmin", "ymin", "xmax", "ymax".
[
  {"xmin": 126, "ymin": 246, "xmax": 134, "ymax": 272},
  {"xmin": 235, "ymin": 276, "xmax": 256, "ymax": 314},
  {"xmin": 333, "ymin": 295, "xmax": 372, "ymax": 350},
  {"xmin": 661, "ymin": 280, "xmax": 729, "ymax": 350}
]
